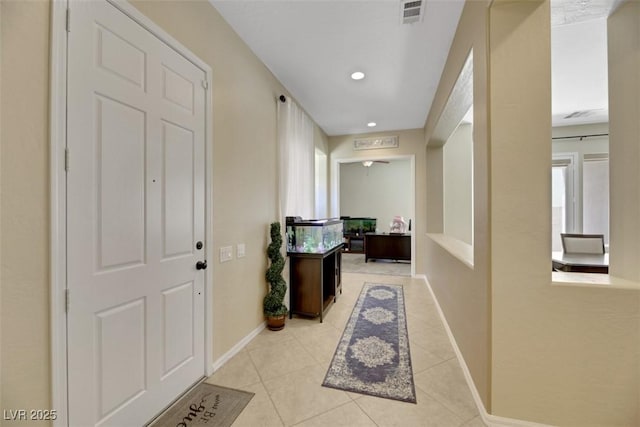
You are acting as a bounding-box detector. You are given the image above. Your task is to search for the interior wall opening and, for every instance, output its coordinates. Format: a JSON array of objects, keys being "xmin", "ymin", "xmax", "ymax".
[{"xmin": 551, "ymin": 2, "xmax": 610, "ymax": 271}]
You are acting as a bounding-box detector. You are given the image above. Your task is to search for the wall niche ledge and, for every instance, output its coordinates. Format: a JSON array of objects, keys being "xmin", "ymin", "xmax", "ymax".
[
  {"xmin": 552, "ymin": 271, "xmax": 640, "ymax": 291},
  {"xmin": 427, "ymin": 233, "xmax": 474, "ymax": 269}
]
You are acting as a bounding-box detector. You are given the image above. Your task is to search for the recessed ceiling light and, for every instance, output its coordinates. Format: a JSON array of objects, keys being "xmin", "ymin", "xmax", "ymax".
[
  {"xmin": 367, "ymin": 122, "xmax": 377, "ymax": 127},
  {"xmin": 351, "ymin": 71, "xmax": 365, "ymax": 80}
]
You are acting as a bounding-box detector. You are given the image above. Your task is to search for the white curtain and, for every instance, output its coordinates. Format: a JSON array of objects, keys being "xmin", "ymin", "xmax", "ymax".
[{"xmin": 277, "ymin": 98, "xmax": 315, "ymax": 219}]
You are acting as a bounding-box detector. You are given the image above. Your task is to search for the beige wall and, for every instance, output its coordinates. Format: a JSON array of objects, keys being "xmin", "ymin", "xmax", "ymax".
[
  {"xmin": 314, "ymin": 126, "xmax": 329, "ymax": 218},
  {"xmin": 339, "ymin": 159, "xmax": 412, "ymax": 229},
  {"xmin": 423, "ymin": 0, "xmax": 491, "ymax": 409},
  {"xmin": 608, "ymin": 1, "xmax": 640, "ymax": 282},
  {"xmin": 329, "ymin": 128, "xmax": 426, "ymax": 273},
  {"xmin": 425, "ymin": 1, "xmax": 640, "ymax": 423},
  {"xmin": 1, "ymin": 0, "xmax": 52, "ymax": 420},
  {"xmin": 0, "ymin": 0, "xmax": 3, "ymax": 416},
  {"xmin": 314, "ymin": 125, "xmax": 328, "ymax": 155},
  {"xmin": 0, "ymin": 0, "xmax": 328, "ymax": 420},
  {"xmin": 489, "ymin": 1, "xmax": 639, "ymax": 425}
]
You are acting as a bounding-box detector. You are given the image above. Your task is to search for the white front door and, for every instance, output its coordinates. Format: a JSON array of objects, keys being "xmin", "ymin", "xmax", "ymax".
[{"xmin": 66, "ymin": 1, "xmax": 207, "ymax": 425}]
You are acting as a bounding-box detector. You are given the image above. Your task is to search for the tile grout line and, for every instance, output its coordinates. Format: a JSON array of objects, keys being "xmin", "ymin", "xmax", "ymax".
[
  {"xmin": 289, "ymin": 399, "xmax": 369, "ymax": 427},
  {"xmin": 219, "ymin": 272, "xmax": 484, "ymax": 427},
  {"xmin": 351, "ymin": 397, "xmax": 382, "ymax": 427},
  {"xmin": 245, "ymin": 344, "xmax": 288, "ymax": 427}
]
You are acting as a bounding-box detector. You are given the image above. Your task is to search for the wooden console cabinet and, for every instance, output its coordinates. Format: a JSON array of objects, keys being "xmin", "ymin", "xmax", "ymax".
[
  {"xmin": 365, "ymin": 233, "xmax": 411, "ymax": 262},
  {"xmin": 288, "ymin": 245, "xmax": 342, "ymax": 322}
]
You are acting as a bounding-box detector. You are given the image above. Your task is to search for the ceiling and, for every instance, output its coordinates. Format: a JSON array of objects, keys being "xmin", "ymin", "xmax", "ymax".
[
  {"xmin": 211, "ymin": 0, "xmax": 465, "ymax": 136},
  {"xmin": 551, "ymin": 8, "xmax": 607, "ymax": 126},
  {"xmin": 211, "ymin": 0, "xmax": 620, "ymax": 136}
]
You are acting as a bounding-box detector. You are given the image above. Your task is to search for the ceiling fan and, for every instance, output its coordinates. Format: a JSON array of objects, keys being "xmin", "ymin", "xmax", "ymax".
[{"xmin": 362, "ymin": 160, "xmax": 390, "ymax": 167}]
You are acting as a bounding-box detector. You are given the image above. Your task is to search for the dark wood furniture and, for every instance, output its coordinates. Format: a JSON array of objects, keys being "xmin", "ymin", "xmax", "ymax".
[
  {"xmin": 343, "ymin": 235, "xmax": 365, "ymax": 253},
  {"xmin": 552, "ymin": 251, "xmax": 609, "ymax": 274},
  {"xmin": 288, "ymin": 245, "xmax": 342, "ymax": 322},
  {"xmin": 365, "ymin": 233, "xmax": 411, "ymax": 263}
]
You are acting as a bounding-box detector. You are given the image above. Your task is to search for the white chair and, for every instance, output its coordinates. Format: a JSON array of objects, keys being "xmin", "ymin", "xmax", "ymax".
[{"xmin": 561, "ymin": 233, "xmax": 605, "ymax": 254}]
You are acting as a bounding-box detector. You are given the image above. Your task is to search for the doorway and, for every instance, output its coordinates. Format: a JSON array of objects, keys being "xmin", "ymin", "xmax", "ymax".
[{"xmin": 331, "ymin": 155, "xmax": 416, "ymax": 277}]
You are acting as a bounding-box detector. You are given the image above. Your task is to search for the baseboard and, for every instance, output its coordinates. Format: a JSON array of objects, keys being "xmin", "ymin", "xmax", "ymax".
[
  {"xmin": 211, "ymin": 321, "xmax": 266, "ymax": 373},
  {"xmin": 484, "ymin": 414, "xmax": 552, "ymax": 427},
  {"xmin": 419, "ymin": 277, "xmax": 551, "ymax": 427}
]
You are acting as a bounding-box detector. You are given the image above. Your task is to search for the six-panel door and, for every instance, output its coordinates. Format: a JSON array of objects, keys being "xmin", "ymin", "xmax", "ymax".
[{"xmin": 66, "ymin": 1, "xmax": 206, "ymax": 425}]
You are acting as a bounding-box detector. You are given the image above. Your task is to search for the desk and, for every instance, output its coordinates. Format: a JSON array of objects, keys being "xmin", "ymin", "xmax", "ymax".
[
  {"xmin": 365, "ymin": 233, "xmax": 411, "ymax": 263},
  {"xmin": 552, "ymin": 251, "xmax": 609, "ymax": 274}
]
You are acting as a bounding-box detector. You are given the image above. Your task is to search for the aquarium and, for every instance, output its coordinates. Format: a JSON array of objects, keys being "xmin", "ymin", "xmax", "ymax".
[
  {"xmin": 286, "ymin": 217, "xmax": 344, "ymax": 254},
  {"xmin": 342, "ymin": 217, "xmax": 377, "ymax": 235}
]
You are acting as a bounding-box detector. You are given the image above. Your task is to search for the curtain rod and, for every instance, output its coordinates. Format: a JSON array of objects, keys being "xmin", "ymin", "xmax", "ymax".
[{"xmin": 552, "ymin": 133, "xmax": 608, "ymax": 141}]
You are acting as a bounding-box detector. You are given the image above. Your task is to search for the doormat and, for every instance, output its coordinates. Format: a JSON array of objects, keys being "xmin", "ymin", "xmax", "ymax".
[
  {"xmin": 149, "ymin": 383, "xmax": 254, "ymax": 427},
  {"xmin": 322, "ymin": 283, "xmax": 416, "ymax": 403}
]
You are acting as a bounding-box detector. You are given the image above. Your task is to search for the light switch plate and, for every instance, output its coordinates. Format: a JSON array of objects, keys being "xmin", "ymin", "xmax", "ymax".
[
  {"xmin": 237, "ymin": 243, "xmax": 246, "ymax": 258},
  {"xmin": 219, "ymin": 246, "xmax": 233, "ymax": 263}
]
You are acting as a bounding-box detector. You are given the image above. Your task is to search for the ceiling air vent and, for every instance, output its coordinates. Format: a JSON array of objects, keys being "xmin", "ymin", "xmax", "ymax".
[{"xmin": 401, "ymin": 0, "xmax": 425, "ymax": 24}]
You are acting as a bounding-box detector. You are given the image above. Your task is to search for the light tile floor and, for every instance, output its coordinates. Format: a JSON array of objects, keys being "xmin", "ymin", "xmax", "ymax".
[
  {"xmin": 205, "ymin": 272, "xmax": 487, "ymax": 427},
  {"xmin": 341, "ymin": 253, "xmax": 411, "ymax": 276}
]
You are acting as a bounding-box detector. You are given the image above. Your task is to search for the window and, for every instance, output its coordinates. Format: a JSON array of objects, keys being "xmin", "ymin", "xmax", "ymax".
[
  {"xmin": 552, "ymin": 154, "xmax": 576, "ymax": 251},
  {"xmin": 551, "ymin": 152, "xmax": 609, "ymax": 252},
  {"xmin": 314, "ymin": 149, "xmax": 328, "ymax": 218},
  {"xmin": 582, "ymin": 154, "xmax": 609, "ymax": 245}
]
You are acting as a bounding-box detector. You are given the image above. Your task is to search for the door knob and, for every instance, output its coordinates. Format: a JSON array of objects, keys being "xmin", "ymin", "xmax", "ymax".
[{"xmin": 196, "ymin": 260, "xmax": 207, "ymax": 270}]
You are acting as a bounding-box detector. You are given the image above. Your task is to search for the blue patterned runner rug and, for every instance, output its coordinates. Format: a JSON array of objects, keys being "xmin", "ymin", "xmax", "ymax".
[{"xmin": 322, "ymin": 283, "xmax": 416, "ymax": 403}]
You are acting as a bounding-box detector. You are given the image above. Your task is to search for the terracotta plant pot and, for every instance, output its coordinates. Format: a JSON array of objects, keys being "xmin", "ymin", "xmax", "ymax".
[{"xmin": 266, "ymin": 314, "xmax": 286, "ymax": 331}]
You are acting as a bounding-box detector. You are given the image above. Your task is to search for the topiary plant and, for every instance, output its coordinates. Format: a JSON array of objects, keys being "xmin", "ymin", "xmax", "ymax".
[{"xmin": 264, "ymin": 222, "xmax": 288, "ymax": 318}]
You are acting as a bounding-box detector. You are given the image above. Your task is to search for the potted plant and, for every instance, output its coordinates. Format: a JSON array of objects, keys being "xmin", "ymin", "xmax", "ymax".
[{"xmin": 264, "ymin": 222, "xmax": 288, "ymax": 331}]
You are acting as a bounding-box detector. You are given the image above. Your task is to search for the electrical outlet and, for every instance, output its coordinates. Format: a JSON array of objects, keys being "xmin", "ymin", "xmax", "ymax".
[
  {"xmin": 219, "ymin": 246, "xmax": 233, "ymax": 263},
  {"xmin": 237, "ymin": 243, "xmax": 246, "ymax": 258}
]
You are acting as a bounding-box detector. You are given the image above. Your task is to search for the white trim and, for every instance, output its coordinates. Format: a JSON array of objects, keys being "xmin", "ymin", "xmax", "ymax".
[
  {"xmin": 204, "ymin": 64, "xmax": 215, "ymax": 377},
  {"xmin": 212, "ymin": 322, "xmax": 266, "ymax": 372},
  {"xmin": 552, "ymin": 152, "xmax": 579, "ymax": 235},
  {"xmin": 486, "ymin": 415, "xmax": 553, "ymax": 427},
  {"xmin": 331, "ymin": 154, "xmax": 416, "ymax": 277},
  {"xmin": 50, "ymin": 0, "xmax": 215, "ymax": 423},
  {"xmin": 0, "ymin": 0, "xmax": 2, "ymax": 415},
  {"xmin": 419, "ymin": 276, "xmax": 553, "ymax": 427},
  {"xmin": 50, "ymin": 1, "xmax": 69, "ymax": 425}
]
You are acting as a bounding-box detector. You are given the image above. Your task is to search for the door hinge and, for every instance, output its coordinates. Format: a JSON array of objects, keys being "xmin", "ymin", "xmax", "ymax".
[
  {"xmin": 65, "ymin": 289, "xmax": 70, "ymax": 313},
  {"xmin": 201, "ymin": 80, "xmax": 209, "ymax": 90},
  {"xmin": 66, "ymin": 8, "xmax": 71, "ymax": 33},
  {"xmin": 64, "ymin": 148, "xmax": 70, "ymax": 172}
]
